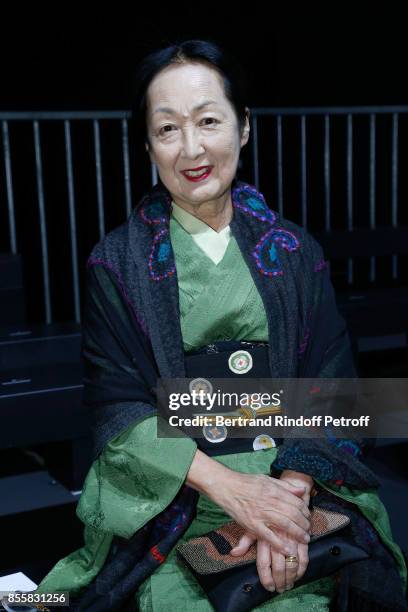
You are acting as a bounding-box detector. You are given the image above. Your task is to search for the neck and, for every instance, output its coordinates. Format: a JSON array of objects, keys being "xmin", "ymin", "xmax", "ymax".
[{"xmin": 171, "ymin": 190, "xmax": 233, "ymax": 232}]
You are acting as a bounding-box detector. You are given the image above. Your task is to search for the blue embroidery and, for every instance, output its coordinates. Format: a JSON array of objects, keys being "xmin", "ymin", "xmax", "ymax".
[
  {"xmin": 139, "ymin": 189, "xmax": 175, "ymax": 280},
  {"xmin": 268, "ymin": 243, "xmax": 278, "ymax": 262},
  {"xmin": 255, "ymin": 233, "xmax": 282, "ymax": 276},
  {"xmin": 232, "ymin": 183, "xmax": 276, "ymax": 224},
  {"xmin": 140, "ymin": 180, "xmax": 301, "ymax": 280},
  {"xmin": 365, "ymin": 524, "xmax": 378, "ymax": 543},
  {"xmin": 151, "ymin": 503, "xmax": 188, "ymax": 538},
  {"xmin": 149, "ymin": 229, "xmax": 176, "ymax": 281},
  {"xmin": 253, "ymin": 228, "xmax": 300, "ymax": 276},
  {"xmin": 232, "ymin": 183, "xmax": 301, "ymax": 276},
  {"xmin": 140, "ymin": 196, "xmax": 171, "ymax": 225},
  {"xmin": 323, "ymin": 425, "xmax": 362, "ymax": 458},
  {"xmin": 157, "ymin": 241, "xmax": 171, "ymax": 263},
  {"xmin": 333, "ymin": 439, "xmax": 362, "ymax": 458},
  {"xmin": 246, "ymin": 196, "xmax": 266, "ymax": 212}
]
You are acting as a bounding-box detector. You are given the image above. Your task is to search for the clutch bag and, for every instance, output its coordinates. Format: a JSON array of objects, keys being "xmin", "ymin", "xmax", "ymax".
[{"xmin": 176, "ymin": 506, "xmax": 369, "ymax": 612}]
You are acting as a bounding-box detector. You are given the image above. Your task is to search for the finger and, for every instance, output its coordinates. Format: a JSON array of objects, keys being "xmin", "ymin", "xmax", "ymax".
[
  {"xmin": 264, "ymin": 510, "xmax": 310, "ymax": 545},
  {"xmin": 270, "ymin": 548, "xmax": 287, "ymax": 593},
  {"xmin": 256, "ymin": 540, "xmax": 275, "ymax": 592},
  {"xmin": 295, "ymin": 542, "xmax": 309, "ymax": 581},
  {"xmin": 230, "ymin": 532, "xmax": 256, "ymax": 556},
  {"xmin": 283, "ymin": 543, "xmax": 299, "ymax": 589},
  {"xmin": 256, "ymin": 523, "xmax": 294, "ymax": 556},
  {"xmin": 275, "ymin": 478, "xmax": 307, "ymax": 498},
  {"xmin": 267, "ymin": 483, "xmax": 311, "ymax": 519},
  {"xmin": 269, "ymin": 498, "xmax": 311, "ymax": 531},
  {"xmin": 271, "ymin": 491, "xmax": 311, "ymax": 520},
  {"xmin": 284, "ymin": 491, "xmax": 311, "ymax": 518}
]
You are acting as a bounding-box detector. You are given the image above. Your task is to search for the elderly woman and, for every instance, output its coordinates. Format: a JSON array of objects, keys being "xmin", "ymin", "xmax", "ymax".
[{"xmin": 35, "ymin": 40, "xmax": 407, "ymax": 612}]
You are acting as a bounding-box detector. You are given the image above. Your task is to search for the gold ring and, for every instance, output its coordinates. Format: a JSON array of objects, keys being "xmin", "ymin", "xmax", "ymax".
[{"xmin": 285, "ymin": 555, "xmax": 298, "ymax": 564}]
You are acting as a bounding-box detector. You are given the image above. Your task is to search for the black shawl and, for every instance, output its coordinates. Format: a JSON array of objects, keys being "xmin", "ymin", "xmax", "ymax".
[{"xmin": 66, "ymin": 178, "xmax": 406, "ymax": 611}]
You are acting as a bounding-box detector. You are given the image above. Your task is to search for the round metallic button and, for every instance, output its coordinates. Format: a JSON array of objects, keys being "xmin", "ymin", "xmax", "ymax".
[
  {"xmin": 252, "ymin": 434, "xmax": 276, "ymax": 451},
  {"xmin": 228, "ymin": 350, "xmax": 253, "ymax": 374},
  {"xmin": 202, "ymin": 424, "xmax": 228, "ymax": 443},
  {"xmin": 189, "ymin": 377, "xmax": 213, "ymax": 397}
]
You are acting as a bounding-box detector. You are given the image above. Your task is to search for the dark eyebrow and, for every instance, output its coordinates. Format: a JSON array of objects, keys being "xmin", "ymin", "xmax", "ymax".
[{"xmin": 152, "ymin": 99, "xmax": 218, "ymax": 116}]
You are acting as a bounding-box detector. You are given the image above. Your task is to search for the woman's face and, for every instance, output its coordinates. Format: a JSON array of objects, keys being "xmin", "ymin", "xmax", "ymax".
[{"xmin": 145, "ymin": 61, "xmax": 250, "ymax": 209}]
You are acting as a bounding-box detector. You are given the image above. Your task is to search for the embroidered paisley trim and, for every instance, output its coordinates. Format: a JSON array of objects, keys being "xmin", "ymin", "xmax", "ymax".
[
  {"xmin": 139, "ymin": 180, "xmax": 301, "ymax": 280},
  {"xmin": 231, "ymin": 182, "xmax": 301, "ymax": 276}
]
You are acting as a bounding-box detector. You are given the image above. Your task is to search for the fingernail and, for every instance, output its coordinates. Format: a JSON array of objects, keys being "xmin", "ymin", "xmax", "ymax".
[
  {"xmin": 286, "ymin": 583, "xmax": 294, "ymax": 590},
  {"xmin": 304, "ymin": 533, "xmax": 310, "ymax": 542},
  {"xmin": 267, "ymin": 586, "xmax": 275, "ymax": 592}
]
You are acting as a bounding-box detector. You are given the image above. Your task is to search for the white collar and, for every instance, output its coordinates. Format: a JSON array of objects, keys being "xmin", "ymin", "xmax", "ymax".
[{"xmin": 170, "ymin": 200, "xmax": 231, "ymax": 265}]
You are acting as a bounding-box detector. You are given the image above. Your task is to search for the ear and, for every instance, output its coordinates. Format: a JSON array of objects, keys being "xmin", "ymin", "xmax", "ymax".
[
  {"xmin": 145, "ymin": 140, "xmax": 156, "ymax": 164},
  {"xmin": 240, "ymin": 107, "xmax": 250, "ymax": 147}
]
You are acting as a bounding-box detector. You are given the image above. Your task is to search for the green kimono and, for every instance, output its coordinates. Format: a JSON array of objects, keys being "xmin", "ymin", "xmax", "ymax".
[{"xmin": 36, "ymin": 204, "xmax": 406, "ymax": 611}]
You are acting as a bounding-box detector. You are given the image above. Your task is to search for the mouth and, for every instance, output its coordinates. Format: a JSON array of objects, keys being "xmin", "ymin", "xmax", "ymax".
[{"xmin": 181, "ymin": 166, "xmax": 213, "ymax": 182}]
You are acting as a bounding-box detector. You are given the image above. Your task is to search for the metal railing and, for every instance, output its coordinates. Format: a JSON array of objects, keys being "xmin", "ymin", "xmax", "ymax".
[
  {"xmin": 251, "ymin": 106, "xmax": 408, "ymax": 285},
  {"xmin": 1, "ymin": 111, "xmax": 132, "ymax": 324},
  {"xmin": 1, "ymin": 106, "xmax": 407, "ymax": 325}
]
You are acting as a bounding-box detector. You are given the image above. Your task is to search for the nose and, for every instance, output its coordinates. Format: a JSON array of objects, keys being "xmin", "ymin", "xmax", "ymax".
[{"xmin": 180, "ymin": 126, "xmax": 205, "ymax": 160}]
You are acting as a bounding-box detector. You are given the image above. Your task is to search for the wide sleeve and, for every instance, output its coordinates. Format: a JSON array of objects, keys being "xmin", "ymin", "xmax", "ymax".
[
  {"xmin": 77, "ymin": 261, "xmax": 198, "ymax": 539},
  {"xmin": 76, "ymin": 414, "xmax": 197, "ymax": 539},
  {"xmin": 271, "ymin": 238, "xmax": 379, "ymax": 490}
]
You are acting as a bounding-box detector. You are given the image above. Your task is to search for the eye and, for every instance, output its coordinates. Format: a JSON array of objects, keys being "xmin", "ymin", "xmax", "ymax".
[
  {"xmin": 158, "ymin": 124, "xmax": 176, "ymax": 136},
  {"xmin": 201, "ymin": 117, "xmax": 219, "ymax": 126}
]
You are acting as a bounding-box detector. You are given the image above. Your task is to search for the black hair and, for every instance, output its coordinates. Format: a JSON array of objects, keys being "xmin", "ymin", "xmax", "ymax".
[{"xmin": 130, "ymin": 38, "xmax": 250, "ymax": 150}]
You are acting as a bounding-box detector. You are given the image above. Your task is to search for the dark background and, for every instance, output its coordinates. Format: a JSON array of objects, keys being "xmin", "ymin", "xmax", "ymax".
[
  {"xmin": 1, "ymin": 3, "xmax": 407, "ymax": 329},
  {"xmin": 1, "ymin": 2, "xmax": 408, "ymax": 585},
  {"xmin": 1, "ymin": 3, "xmax": 407, "ymax": 111}
]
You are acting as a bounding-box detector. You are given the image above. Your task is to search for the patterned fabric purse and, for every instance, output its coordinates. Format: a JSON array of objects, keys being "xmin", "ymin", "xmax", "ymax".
[{"xmin": 176, "ymin": 506, "xmax": 369, "ymax": 612}]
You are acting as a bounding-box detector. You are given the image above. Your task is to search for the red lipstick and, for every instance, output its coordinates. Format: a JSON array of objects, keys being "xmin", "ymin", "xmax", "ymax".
[{"xmin": 181, "ymin": 166, "xmax": 213, "ymax": 182}]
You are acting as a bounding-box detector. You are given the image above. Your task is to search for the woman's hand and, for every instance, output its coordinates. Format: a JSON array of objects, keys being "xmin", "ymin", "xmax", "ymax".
[
  {"xmin": 230, "ymin": 470, "xmax": 314, "ymax": 592},
  {"xmin": 214, "ymin": 471, "xmax": 311, "ymax": 555},
  {"xmin": 186, "ymin": 450, "xmax": 311, "ymax": 556},
  {"xmin": 279, "ymin": 469, "xmax": 314, "ymax": 509},
  {"xmin": 231, "ymin": 530, "xmax": 309, "ymax": 593}
]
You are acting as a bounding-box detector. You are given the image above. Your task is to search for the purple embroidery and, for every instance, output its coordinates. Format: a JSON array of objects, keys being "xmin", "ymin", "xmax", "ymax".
[
  {"xmin": 298, "ymin": 307, "xmax": 313, "ymax": 357},
  {"xmin": 253, "ymin": 227, "xmax": 300, "ymax": 276},
  {"xmin": 232, "ymin": 183, "xmax": 277, "ymax": 224},
  {"xmin": 139, "ymin": 180, "xmax": 301, "ymax": 280},
  {"xmin": 139, "ymin": 190, "xmax": 176, "ymax": 280},
  {"xmin": 154, "ymin": 503, "xmax": 188, "ymax": 536},
  {"xmin": 139, "ymin": 191, "xmax": 172, "ymax": 225},
  {"xmin": 232, "ymin": 182, "xmax": 301, "ymax": 276},
  {"xmin": 314, "ymin": 259, "xmax": 328, "ymax": 272},
  {"xmin": 87, "ymin": 257, "xmax": 149, "ymax": 337},
  {"xmin": 334, "ymin": 439, "xmax": 362, "ymax": 458},
  {"xmin": 253, "ymin": 230, "xmax": 283, "ymax": 277},
  {"xmin": 365, "ymin": 524, "xmax": 378, "ymax": 544},
  {"xmin": 253, "ymin": 226, "xmax": 300, "ymax": 277}
]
